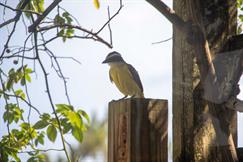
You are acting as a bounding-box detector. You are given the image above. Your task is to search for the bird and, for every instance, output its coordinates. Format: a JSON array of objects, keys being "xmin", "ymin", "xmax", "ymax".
[{"xmin": 102, "ymin": 51, "xmax": 144, "ymax": 99}]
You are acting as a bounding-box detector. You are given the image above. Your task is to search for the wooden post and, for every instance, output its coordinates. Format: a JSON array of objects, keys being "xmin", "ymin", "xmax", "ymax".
[
  {"xmin": 237, "ymin": 148, "xmax": 243, "ymax": 162},
  {"xmin": 108, "ymin": 98, "xmax": 168, "ymax": 162}
]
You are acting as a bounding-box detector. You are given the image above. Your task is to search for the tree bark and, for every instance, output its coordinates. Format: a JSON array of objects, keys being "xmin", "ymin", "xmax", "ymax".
[
  {"xmin": 145, "ymin": 0, "xmax": 240, "ymax": 161},
  {"xmin": 172, "ymin": 1, "xmax": 195, "ymax": 161},
  {"xmin": 173, "ymin": 0, "xmax": 238, "ymax": 162}
]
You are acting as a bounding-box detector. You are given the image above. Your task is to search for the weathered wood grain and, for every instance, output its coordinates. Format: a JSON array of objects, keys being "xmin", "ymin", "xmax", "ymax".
[{"xmin": 108, "ymin": 98, "xmax": 168, "ymax": 162}]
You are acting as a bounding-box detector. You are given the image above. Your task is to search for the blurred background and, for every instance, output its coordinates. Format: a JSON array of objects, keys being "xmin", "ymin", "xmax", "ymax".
[{"xmin": 0, "ymin": 0, "xmax": 242, "ymax": 161}]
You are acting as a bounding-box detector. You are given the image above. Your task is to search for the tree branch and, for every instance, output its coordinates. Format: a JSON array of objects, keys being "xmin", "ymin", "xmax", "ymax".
[
  {"xmin": 96, "ymin": 0, "xmax": 123, "ymax": 35},
  {"xmin": 38, "ymin": 24, "xmax": 113, "ymax": 48},
  {"xmin": 0, "ymin": 0, "xmax": 31, "ymax": 59},
  {"xmin": 28, "ymin": 0, "xmax": 62, "ymax": 32},
  {"xmin": 146, "ymin": 0, "xmax": 220, "ymax": 101},
  {"xmin": 145, "ymin": 0, "xmax": 187, "ymax": 32},
  {"xmin": 33, "ymin": 31, "xmax": 71, "ymax": 162}
]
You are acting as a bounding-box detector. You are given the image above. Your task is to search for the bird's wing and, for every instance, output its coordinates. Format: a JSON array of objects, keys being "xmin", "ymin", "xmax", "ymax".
[
  {"xmin": 109, "ymin": 70, "xmax": 113, "ymax": 83},
  {"xmin": 127, "ymin": 64, "xmax": 143, "ymax": 92}
]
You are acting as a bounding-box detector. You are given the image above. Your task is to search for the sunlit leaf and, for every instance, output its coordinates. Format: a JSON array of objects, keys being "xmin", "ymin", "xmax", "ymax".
[
  {"xmin": 25, "ymin": 74, "xmax": 31, "ymax": 83},
  {"xmin": 20, "ymin": 122, "xmax": 30, "ymax": 130},
  {"xmin": 56, "ymin": 104, "xmax": 74, "ymax": 113},
  {"xmin": 67, "ymin": 111, "xmax": 82, "ymax": 129},
  {"xmin": 24, "ymin": 68, "xmax": 33, "ymax": 73},
  {"xmin": 15, "ymin": 89, "xmax": 26, "ymax": 99},
  {"xmin": 66, "ymin": 28, "xmax": 74, "ymax": 37},
  {"xmin": 93, "ymin": 0, "xmax": 100, "ymax": 9}
]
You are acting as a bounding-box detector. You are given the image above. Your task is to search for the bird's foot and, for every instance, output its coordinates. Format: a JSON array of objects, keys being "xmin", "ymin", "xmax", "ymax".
[
  {"xmin": 121, "ymin": 95, "xmax": 128, "ymax": 100},
  {"xmin": 131, "ymin": 95, "xmax": 136, "ymax": 98}
]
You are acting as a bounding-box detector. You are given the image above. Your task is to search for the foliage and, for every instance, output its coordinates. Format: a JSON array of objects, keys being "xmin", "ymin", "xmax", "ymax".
[
  {"xmin": 0, "ymin": 65, "xmax": 90, "ymax": 161},
  {"xmin": 237, "ymin": 0, "xmax": 243, "ymax": 33},
  {"xmin": 0, "ymin": 0, "xmax": 118, "ymax": 161},
  {"xmin": 44, "ymin": 113, "xmax": 107, "ymax": 162}
]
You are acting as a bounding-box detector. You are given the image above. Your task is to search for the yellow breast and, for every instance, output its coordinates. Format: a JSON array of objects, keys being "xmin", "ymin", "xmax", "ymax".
[{"xmin": 109, "ymin": 64, "xmax": 143, "ymax": 97}]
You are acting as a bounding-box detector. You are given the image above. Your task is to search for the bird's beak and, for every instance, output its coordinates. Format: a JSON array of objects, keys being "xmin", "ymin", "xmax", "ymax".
[{"xmin": 102, "ymin": 59, "xmax": 108, "ymax": 64}]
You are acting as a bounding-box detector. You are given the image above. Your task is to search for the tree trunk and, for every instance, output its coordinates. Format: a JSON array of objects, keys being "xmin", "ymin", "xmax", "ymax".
[
  {"xmin": 172, "ymin": 1, "xmax": 195, "ymax": 161},
  {"xmin": 173, "ymin": 0, "xmax": 238, "ymax": 162}
]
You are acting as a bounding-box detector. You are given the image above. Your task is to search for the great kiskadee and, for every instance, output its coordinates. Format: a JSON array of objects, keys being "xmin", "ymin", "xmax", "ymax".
[{"xmin": 102, "ymin": 51, "xmax": 144, "ymax": 99}]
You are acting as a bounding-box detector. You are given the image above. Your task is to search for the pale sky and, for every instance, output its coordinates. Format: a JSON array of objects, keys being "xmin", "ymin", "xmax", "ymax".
[{"xmin": 0, "ymin": 0, "xmax": 242, "ymax": 161}]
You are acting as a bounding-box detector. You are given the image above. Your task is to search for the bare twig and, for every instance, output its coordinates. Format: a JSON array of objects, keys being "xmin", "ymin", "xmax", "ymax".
[
  {"xmin": 33, "ymin": 31, "xmax": 71, "ymax": 162},
  {"xmin": 58, "ymin": 6, "xmax": 81, "ymax": 26},
  {"xmin": 152, "ymin": 37, "xmax": 172, "ymax": 44},
  {"xmin": 18, "ymin": 148, "xmax": 64, "ymax": 153},
  {"xmin": 107, "ymin": 7, "xmax": 113, "ymax": 46},
  {"xmin": 2, "ymin": 92, "xmax": 41, "ymax": 115},
  {"xmin": 0, "ymin": 0, "xmax": 31, "ymax": 58},
  {"xmin": 38, "ymin": 24, "xmax": 113, "ymax": 48},
  {"xmin": 0, "ymin": 17, "xmax": 16, "ymax": 28},
  {"xmin": 0, "ymin": 2, "xmax": 41, "ymax": 17},
  {"xmin": 145, "ymin": 0, "xmax": 217, "ymax": 99},
  {"xmin": 96, "ymin": 0, "xmax": 123, "ymax": 35},
  {"xmin": 40, "ymin": 33, "xmax": 72, "ymax": 105}
]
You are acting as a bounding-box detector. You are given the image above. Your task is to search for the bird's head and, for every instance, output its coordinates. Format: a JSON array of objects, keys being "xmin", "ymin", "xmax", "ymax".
[{"xmin": 102, "ymin": 51, "xmax": 125, "ymax": 65}]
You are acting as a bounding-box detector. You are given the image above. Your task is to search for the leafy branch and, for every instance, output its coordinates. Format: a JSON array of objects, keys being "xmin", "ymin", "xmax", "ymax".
[{"xmin": 0, "ymin": 0, "xmax": 123, "ymax": 161}]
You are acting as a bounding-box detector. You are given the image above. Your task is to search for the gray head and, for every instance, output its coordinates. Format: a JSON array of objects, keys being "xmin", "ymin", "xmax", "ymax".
[{"xmin": 102, "ymin": 51, "xmax": 125, "ymax": 64}]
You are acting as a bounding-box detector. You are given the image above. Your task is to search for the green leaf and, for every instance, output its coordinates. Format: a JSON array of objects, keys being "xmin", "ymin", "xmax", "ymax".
[
  {"xmin": 239, "ymin": 14, "xmax": 243, "ymax": 22},
  {"xmin": 47, "ymin": 125, "xmax": 57, "ymax": 142},
  {"xmin": 25, "ymin": 68, "xmax": 33, "ymax": 73},
  {"xmin": 33, "ymin": 120, "xmax": 49, "ymax": 129},
  {"xmin": 54, "ymin": 15, "xmax": 65, "ymax": 25},
  {"xmin": 3, "ymin": 104, "xmax": 22, "ymax": 124},
  {"xmin": 66, "ymin": 28, "xmax": 74, "ymax": 37},
  {"xmin": 62, "ymin": 36, "xmax": 67, "ymax": 42},
  {"xmin": 56, "ymin": 104, "xmax": 74, "ymax": 113},
  {"xmin": 67, "ymin": 111, "xmax": 82, "ymax": 129},
  {"xmin": 62, "ymin": 12, "xmax": 73, "ymax": 24},
  {"xmin": 15, "ymin": 89, "xmax": 26, "ymax": 99},
  {"xmin": 20, "ymin": 78, "xmax": 26, "ymax": 86},
  {"xmin": 61, "ymin": 118, "xmax": 72, "ymax": 134},
  {"xmin": 57, "ymin": 29, "xmax": 65, "ymax": 37},
  {"xmin": 78, "ymin": 110, "xmax": 90, "ymax": 124},
  {"xmin": 93, "ymin": 0, "xmax": 100, "ymax": 9},
  {"xmin": 41, "ymin": 113, "xmax": 51, "ymax": 120},
  {"xmin": 72, "ymin": 127, "xmax": 83, "ymax": 143},
  {"xmin": 6, "ymin": 78, "xmax": 14, "ymax": 90},
  {"xmin": 25, "ymin": 74, "xmax": 31, "ymax": 83},
  {"xmin": 63, "ymin": 123, "xmax": 72, "ymax": 134},
  {"xmin": 62, "ymin": 12, "xmax": 69, "ymax": 17},
  {"xmin": 34, "ymin": 0, "xmax": 45, "ymax": 13},
  {"xmin": 20, "ymin": 122, "xmax": 30, "ymax": 130},
  {"xmin": 15, "ymin": 89, "xmax": 23, "ymax": 96},
  {"xmin": 13, "ymin": 108, "xmax": 23, "ymax": 123},
  {"xmin": 3, "ymin": 111, "xmax": 9, "ymax": 123},
  {"xmin": 38, "ymin": 134, "xmax": 44, "ymax": 145},
  {"xmin": 35, "ymin": 133, "xmax": 44, "ymax": 146}
]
